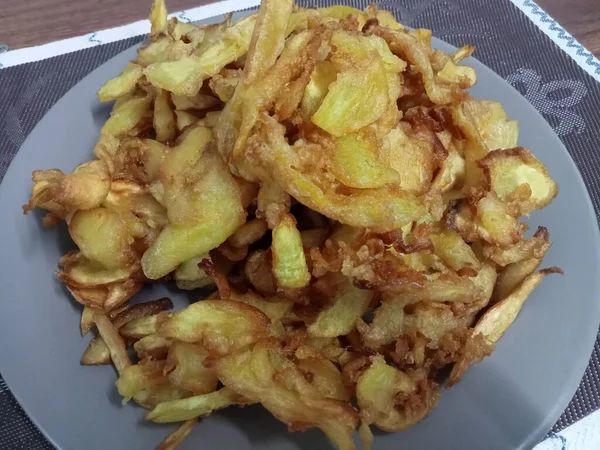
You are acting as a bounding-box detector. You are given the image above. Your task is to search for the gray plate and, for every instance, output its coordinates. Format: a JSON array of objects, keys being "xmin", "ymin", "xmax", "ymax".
[{"xmin": 1, "ymin": 10, "xmax": 599, "ymax": 450}]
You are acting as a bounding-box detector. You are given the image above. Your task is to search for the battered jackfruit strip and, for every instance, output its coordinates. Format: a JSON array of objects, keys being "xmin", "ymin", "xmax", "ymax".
[
  {"xmin": 271, "ymin": 214, "xmax": 311, "ymax": 289},
  {"xmin": 258, "ymin": 115, "xmax": 427, "ymax": 232},
  {"xmin": 144, "ymin": 15, "xmax": 258, "ymax": 96},
  {"xmin": 147, "ymin": 388, "xmax": 245, "ymax": 423},
  {"xmin": 97, "ymin": 63, "xmax": 144, "ymax": 102},
  {"xmin": 156, "ymin": 300, "xmax": 270, "ymax": 356},
  {"xmin": 156, "ymin": 419, "xmax": 198, "ymax": 450},
  {"xmin": 142, "ymin": 147, "xmax": 245, "ymax": 280}
]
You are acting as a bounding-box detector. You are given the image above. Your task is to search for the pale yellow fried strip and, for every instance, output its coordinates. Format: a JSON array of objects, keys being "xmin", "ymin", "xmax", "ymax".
[
  {"xmin": 80, "ymin": 306, "xmax": 95, "ymax": 336},
  {"xmin": 147, "ymin": 388, "xmax": 240, "ymax": 423},
  {"xmin": 150, "ymin": 0, "xmax": 168, "ymax": 35},
  {"xmin": 80, "ymin": 336, "xmax": 111, "ymax": 365},
  {"xmin": 92, "ymin": 310, "xmax": 131, "ymax": 375},
  {"xmin": 156, "ymin": 419, "xmax": 198, "ymax": 450},
  {"xmin": 216, "ymin": 0, "xmax": 293, "ymax": 162},
  {"xmin": 271, "ymin": 214, "xmax": 310, "ymax": 289},
  {"xmin": 243, "ymin": 0, "xmax": 294, "ymax": 85},
  {"xmin": 475, "ymin": 268, "xmax": 562, "ymax": 342}
]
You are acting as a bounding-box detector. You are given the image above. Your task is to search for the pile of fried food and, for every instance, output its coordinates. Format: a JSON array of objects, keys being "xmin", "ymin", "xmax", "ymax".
[{"xmin": 23, "ymin": 0, "xmax": 561, "ymax": 448}]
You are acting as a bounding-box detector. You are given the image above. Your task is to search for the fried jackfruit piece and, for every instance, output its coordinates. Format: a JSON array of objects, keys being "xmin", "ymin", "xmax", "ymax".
[
  {"xmin": 209, "ymin": 69, "xmax": 243, "ymax": 102},
  {"xmin": 156, "ymin": 300, "xmax": 270, "ymax": 356},
  {"xmin": 429, "ymin": 229, "xmax": 481, "ymax": 272},
  {"xmin": 356, "ymin": 294, "xmax": 405, "ymax": 349},
  {"xmin": 430, "ymin": 147, "xmax": 466, "ymax": 194},
  {"xmin": 436, "ymin": 59, "xmax": 476, "ymax": 87},
  {"xmin": 244, "ymin": 0, "xmax": 294, "ymax": 83},
  {"xmin": 475, "ymin": 268, "xmax": 561, "ymax": 343},
  {"xmin": 57, "ymin": 252, "xmax": 141, "ymax": 309},
  {"xmin": 97, "ymin": 63, "xmax": 144, "ymax": 102},
  {"xmin": 383, "ymin": 263, "xmax": 497, "ymax": 308},
  {"xmin": 312, "ymin": 52, "xmax": 389, "ymax": 137},
  {"xmin": 483, "ymin": 226, "xmax": 550, "ymax": 267},
  {"xmin": 271, "ymin": 214, "xmax": 311, "ymax": 289},
  {"xmin": 296, "ymin": 352, "xmax": 350, "ymax": 402},
  {"xmin": 165, "ymin": 342, "xmax": 219, "ymax": 395},
  {"xmin": 111, "ymin": 297, "xmax": 174, "ymax": 328},
  {"xmin": 81, "ymin": 336, "xmax": 111, "ymax": 365},
  {"xmin": 446, "ymin": 330, "xmax": 495, "ymax": 386},
  {"xmin": 479, "ymin": 147, "xmax": 558, "ymax": 215},
  {"xmin": 69, "ymin": 207, "xmax": 134, "ymax": 269},
  {"xmin": 491, "ymin": 258, "xmax": 541, "ymax": 304},
  {"xmin": 174, "ymin": 254, "xmax": 215, "ymax": 290},
  {"xmin": 101, "ymin": 180, "xmax": 168, "ymax": 244},
  {"xmin": 301, "ymin": 60, "xmax": 338, "ymax": 120},
  {"xmin": 66, "ymin": 279, "xmax": 140, "ymax": 311},
  {"xmin": 147, "ymin": 387, "xmax": 246, "ymax": 423},
  {"xmin": 145, "ymin": 15, "xmax": 257, "ymax": 96},
  {"xmin": 369, "ymin": 26, "xmax": 469, "ymax": 105},
  {"xmin": 116, "ymin": 360, "xmax": 190, "ymax": 409},
  {"xmin": 331, "ymin": 132, "xmax": 400, "ymax": 189},
  {"xmin": 215, "ymin": 0, "xmax": 293, "ymax": 164},
  {"xmin": 380, "ymin": 125, "xmax": 436, "ymax": 195},
  {"xmin": 308, "ymin": 274, "xmax": 373, "ymax": 338},
  {"xmin": 258, "ymin": 117, "xmax": 426, "ymax": 231},
  {"xmin": 475, "ymin": 193, "xmax": 526, "ymax": 245},
  {"xmin": 133, "ymin": 334, "xmax": 171, "ymax": 360},
  {"xmin": 448, "ymin": 268, "xmax": 561, "ymax": 385},
  {"xmin": 173, "ymin": 110, "xmax": 198, "ymax": 131},
  {"xmin": 150, "ymin": 0, "xmax": 168, "ymax": 35},
  {"xmin": 158, "ymin": 126, "xmax": 213, "ymax": 216},
  {"xmin": 234, "ymin": 28, "xmax": 321, "ymax": 163},
  {"xmin": 357, "ymin": 355, "xmax": 439, "ymax": 432},
  {"xmin": 23, "ymin": 160, "xmax": 111, "ymax": 219},
  {"xmin": 171, "ymin": 92, "xmax": 220, "ymax": 112},
  {"xmin": 153, "ymin": 88, "xmax": 176, "ymax": 142},
  {"xmin": 233, "ymin": 291, "xmax": 294, "ymax": 327},
  {"xmin": 142, "ymin": 146, "xmax": 245, "ymax": 279},
  {"xmin": 463, "ymin": 100, "xmax": 518, "ymax": 150},
  {"xmin": 168, "ymin": 18, "xmax": 205, "ymax": 43},
  {"xmin": 329, "ymin": 31, "xmax": 406, "ymax": 74},
  {"xmin": 120, "ymin": 314, "xmax": 160, "ymax": 339},
  {"xmin": 156, "ymin": 419, "xmax": 198, "ymax": 450},
  {"xmin": 448, "ymin": 196, "xmax": 526, "ymax": 246},
  {"xmin": 214, "ymin": 339, "xmax": 359, "ymax": 450},
  {"xmin": 450, "ymin": 100, "xmax": 490, "ymax": 195},
  {"xmin": 490, "ymin": 229, "xmax": 551, "ymax": 302},
  {"xmin": 136, "ymin": 36, "xmax": 194, "ymax": 66},
  {"xmin": 402, "ymin": 302, "xmax": 472, "ymax": 348},
  {"xmin": 101, "ymin": 93, "xmax": 153, "ymax": 139},
  {"xmin": 93, "ymin": 310, "xmax": 131, "ymax": 375},
  {"xmin": 228, "ymin": 218, "xmax": 268, "ymax": 248}
]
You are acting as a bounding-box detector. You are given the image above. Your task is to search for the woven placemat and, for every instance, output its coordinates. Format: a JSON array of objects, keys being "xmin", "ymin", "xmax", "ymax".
[{"xmin": 1, "ymin": 0, "xmax": 600, "ymax": 448}]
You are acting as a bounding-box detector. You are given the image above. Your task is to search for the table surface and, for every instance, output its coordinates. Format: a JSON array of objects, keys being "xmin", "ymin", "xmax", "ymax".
[{"xmin": 0, "ymin": 0, "xmax": 598, "ymax": 57}]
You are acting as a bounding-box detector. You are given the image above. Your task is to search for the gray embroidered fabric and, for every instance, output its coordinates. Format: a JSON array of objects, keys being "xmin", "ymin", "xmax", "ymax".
[{"xmin": 1, "ymin": 0, "xmax": 600, "ymax": 448}]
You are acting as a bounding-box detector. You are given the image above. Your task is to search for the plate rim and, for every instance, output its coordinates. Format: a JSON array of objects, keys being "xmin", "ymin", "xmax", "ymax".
[{"xmin": 0, "ymin": 13, "xmax": 599, "ymax": 450}]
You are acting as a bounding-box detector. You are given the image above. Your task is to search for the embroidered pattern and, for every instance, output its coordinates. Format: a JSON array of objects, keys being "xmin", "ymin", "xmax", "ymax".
[
  {"xmin": 522, "ymin": 0, "xmax": 600, "ymax": 75},
  {"xmin": 0, "ymin": 44, "xmax": 7, "ymax": 69},
  {"xmin": 88, "ymin": 32, "xmax": 102, "ymax": 45},
  {"xmin": 507, "ymin": 68, "xmax": 587, "ymax": 136},
  {"xmin": 178, "ymin": 10, "xmax": 192, "ymax": 23}
]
